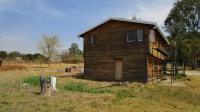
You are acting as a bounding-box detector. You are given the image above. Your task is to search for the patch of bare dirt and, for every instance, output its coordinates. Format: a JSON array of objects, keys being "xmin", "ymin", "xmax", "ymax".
[
  {"xmin": 186, "ymin": 70, "xmax": 200, "ymax": 76},
  {"xmin": 160, "ymin": 76, "xmax": 186, "ymax": 87}
]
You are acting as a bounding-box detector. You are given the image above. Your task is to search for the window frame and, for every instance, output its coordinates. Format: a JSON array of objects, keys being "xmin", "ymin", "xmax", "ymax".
[
  {"xmin": 137, "ymin": 29, "xmax": 144, "ymax": 41},
  {"xmin": 88, "ymin": 35, "xmax": 97, "ymax": 45},
  {"xmin": 127, "ymin": 30, "xmax": 137, "ymax": 42},
  {"xmin": 127, "ymin": 29, "xmax": 144, "ymax": 42}
]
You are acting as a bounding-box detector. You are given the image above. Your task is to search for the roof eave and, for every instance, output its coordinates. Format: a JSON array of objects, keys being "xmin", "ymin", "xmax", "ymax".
[
  {"xmin": 78, "ymin": 18, "xmax": 113, "ymax": 37},
  {"xmin": 78, "ymin": 17, "xmax": 170, "ymax": 45},
  {"xmin": 153, "ymin": 24, "xmax": 170, "ymax": 45}
]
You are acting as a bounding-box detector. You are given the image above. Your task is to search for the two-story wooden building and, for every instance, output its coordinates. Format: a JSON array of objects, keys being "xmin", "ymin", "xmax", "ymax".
[{"xmin": 78, "ymin": 17, "xmax": 170, "ymax": 82}]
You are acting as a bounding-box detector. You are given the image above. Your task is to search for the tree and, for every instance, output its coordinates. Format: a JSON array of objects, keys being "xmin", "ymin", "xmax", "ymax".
[
  {"xmin": 38, "ymin": 35, "xmax": 60, "ymax": 65},
  {"xmin": 69, "ymin": 43, "xmax": 83, "ymax": 56},
  {"xmin": 61, "ymin": 50, "xmax": 70, "ymax": 63},
  {"xmin": 6, "ymin": 51, "xmax": 22, "ymax": 64},
  {"xmin": 164, "ymin": 0, "xmax": 200, "ymax": 69},
  {"xmin": 61, "ymin": 43, "xmax": 83, "ymax": 63},
  {"xmin": 68, "ymin": 43, "xmax": 83, "ymax": 63},
  {"xmin": 8, "ymin": 51, "xmax": 22, "ymax": 58},
  {"xmin": 22, "ymin": 54, "xmax": 34, "ymax": 64},
  {"xmin": 0, "ymin": 51, "xmax": 7, "ymax": 65},
  {"xmin": 22, "ymin": 53, "xmax": 45, "ymax": 64},
  {"xmin": 35, "ymin": 54, "xmax": 47, "ymax": 68},
  {"xmin": 165, "ymin": 0, "xmax": 200, "ymax": 36},
  {"xmin": 33, "ymin": 53, "xmax": 43, "ymax": 59},
  {"xmin": 181, "ymin": 34, "xmax": 200, "ymax": 69}
]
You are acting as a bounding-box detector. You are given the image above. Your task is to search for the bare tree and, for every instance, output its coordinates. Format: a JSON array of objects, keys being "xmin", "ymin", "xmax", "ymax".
[{"xmin": 38, "ymin": 35, "xmax": 60, "ymax": 66}]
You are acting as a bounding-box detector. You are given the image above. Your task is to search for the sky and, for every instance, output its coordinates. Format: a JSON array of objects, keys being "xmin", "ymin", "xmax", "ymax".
[{"xmin": 0, "ymin": 0, "xmax": 175, "ymax": 53}]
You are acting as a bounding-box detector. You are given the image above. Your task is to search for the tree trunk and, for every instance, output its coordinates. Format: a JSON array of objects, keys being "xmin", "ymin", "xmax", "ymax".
[
  {"xmin": 0, "ymin": 60, "xmax": 2, "ymax": 66},
  {"xmin": 40, "ymin": 76, "xmax": 57, "ymax": 96},
  {"xmin": 183, "ymin": 61, "xmax": 186, "ymax": 75},
  {"xmin": 194, "ymin": 55, "xmax": 197, "ymax": 70},
  {"xmin": 192, "ymin": 47, "xmax": 197, "ymax": 70}
]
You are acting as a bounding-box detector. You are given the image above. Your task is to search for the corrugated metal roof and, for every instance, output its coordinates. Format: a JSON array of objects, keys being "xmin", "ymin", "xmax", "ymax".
[{"xmin": 78, "ymin": 17, "xmax": 170, "ymax": 44}]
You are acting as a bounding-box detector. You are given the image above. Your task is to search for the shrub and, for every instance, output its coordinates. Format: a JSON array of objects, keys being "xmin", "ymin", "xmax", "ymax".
[
  {"xmin": 21, "ymin": 76, "xmax": 40, "ymax": 86},
  {"xmin": 176, "ymin": 73, "xmax": 187, "ymax": 79}
]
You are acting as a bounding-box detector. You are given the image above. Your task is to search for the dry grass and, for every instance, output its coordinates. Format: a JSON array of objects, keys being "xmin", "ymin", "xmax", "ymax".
[
  {"xmin": 0, "ymin": 65, "xmax": 27, "ymax": 72},
  {"xmin": 0, "ymin": 65, "xmax": 200, "ymax": 112}
]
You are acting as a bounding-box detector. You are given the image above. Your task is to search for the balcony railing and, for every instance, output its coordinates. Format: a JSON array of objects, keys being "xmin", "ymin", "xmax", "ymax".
[{"xmin": 149, "ymin": 42, "xmax": 168, "ymax": 59}]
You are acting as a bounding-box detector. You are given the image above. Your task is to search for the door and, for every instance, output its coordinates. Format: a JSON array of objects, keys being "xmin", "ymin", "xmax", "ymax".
[{"xmin": 115, "ymin": 60, "xmax": 123, "ymax": 80}]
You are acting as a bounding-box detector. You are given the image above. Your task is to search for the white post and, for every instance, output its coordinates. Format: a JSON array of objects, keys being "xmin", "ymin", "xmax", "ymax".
[{"xmin": 50, "ymin": 76, "xmax": 57, "ymax": 91}]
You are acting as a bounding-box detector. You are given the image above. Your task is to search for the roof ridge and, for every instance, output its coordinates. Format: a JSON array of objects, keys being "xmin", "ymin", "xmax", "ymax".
[
  {"xmin": 109, "ymin": 17, "xmax": 157, "ymax": 25},
  {"xmin": 78, "ymin": 17, "xmax": 170, "ymax": 44}
]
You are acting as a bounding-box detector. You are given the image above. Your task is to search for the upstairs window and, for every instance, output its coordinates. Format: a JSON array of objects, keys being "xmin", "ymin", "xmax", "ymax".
[
  {"xmin": 89, "ymin": 35, "xmax": 96, "ymax": 45},
  {"xmin": 127, "ymin": 29, "xmax": 143, "ymax": 42},
  {"xmin": 137, "ymin": 29, "xmax": 144, "ymax": 41}
]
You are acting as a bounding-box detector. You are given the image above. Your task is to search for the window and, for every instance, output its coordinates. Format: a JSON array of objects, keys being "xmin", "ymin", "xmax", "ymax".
[
  {"xmin": 138, "ymin": 29, "xmax": 144, "ymax": 41},
  {"xmin": 127, "ymin": 30, "xmax": 137, "ymax": 42},
  {"xmin": 149, "ymin": 30, "xmax": 155, "ymax": 42},
  {"xmin": 89, "ymin": 35, "xmax": 96, "ymax": 45},
  {"xmin": 127, "ymin": 29, "xmax": 143, "ymax": 42}
]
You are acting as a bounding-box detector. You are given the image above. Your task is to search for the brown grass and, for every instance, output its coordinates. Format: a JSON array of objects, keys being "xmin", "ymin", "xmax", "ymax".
[
  {"xmin": 1, "ymin": 65, "xmax": 200, "ymax": 112},
  {"xmin": 0, "ymin": 65, "xmax": 27, "ymax": 72}
]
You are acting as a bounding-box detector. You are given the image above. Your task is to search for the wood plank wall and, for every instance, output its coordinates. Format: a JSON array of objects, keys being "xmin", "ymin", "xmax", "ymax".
[{"xmin": 83, "ymin": 21, "xmax": 150, "ymax": 82}]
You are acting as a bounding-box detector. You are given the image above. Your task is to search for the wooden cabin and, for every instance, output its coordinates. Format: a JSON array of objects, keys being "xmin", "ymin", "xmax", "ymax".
[{"xmin": 78, "ymin": 18, "xmax": 170, "ymax": 82}]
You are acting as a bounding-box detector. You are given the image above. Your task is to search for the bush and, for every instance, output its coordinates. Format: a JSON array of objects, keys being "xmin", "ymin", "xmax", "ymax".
[
  {"xmin": 176, "ymin": 73, "xmax": 187, "ymax": 79},
  {"xmin": 21, "ymin": 76, "xmax": 40, "ymax": 86}
]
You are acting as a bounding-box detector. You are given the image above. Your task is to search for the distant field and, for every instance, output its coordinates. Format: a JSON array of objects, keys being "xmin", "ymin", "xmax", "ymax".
[
  {"xmin": 0, "ymin": 65, "xmax": 200, "ymax": 112},
  {"xmin": 0, "ymin": 65, "xmax": 27, "ymax": 71}
]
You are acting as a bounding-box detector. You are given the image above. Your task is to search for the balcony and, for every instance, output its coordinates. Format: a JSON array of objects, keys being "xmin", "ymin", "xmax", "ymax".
[
  {"xmin": 154, "ymin": 48, "xmax": 168, "ymax": 56},
  {"xmin": 149, "ymin": 42, "xmax": 168, "ymax": 60}
]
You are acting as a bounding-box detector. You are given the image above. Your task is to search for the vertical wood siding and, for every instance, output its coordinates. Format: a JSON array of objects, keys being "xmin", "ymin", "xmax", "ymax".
[{"xmin": 83, "ymin": 20, "xmax": 167, "ymax": 82}]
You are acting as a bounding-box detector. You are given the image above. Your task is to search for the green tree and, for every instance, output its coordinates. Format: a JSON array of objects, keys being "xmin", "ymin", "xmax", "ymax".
[
  {"xmin": 62, "ymin": 43, "xmax": 83, "ymax": 63},
  {"xmin": 7, "ymin": 51, "xmax": 22, "ymax": 64},
  {"xmin": 0, "ymin": 51, "xmax": 7, "ymax": 65},
  {"xmin": 164, "ymin": 0, "xmax": 200, "ymax": 69},
  {"xmin": 33, "ymin": 53, "xmax": 43, "ymax": 59},
  {"xmin": 34, "ymin": 54, "xmax": 47, "ymax": 68},
  {"xmin": 8, "ymin": 51, "xmax": 22, "ymax": 58},
  {"xmin": 181, "ymin": 34, "xmax": 200, "ymax": 68},
  {"xmin": 61, "ymin": 50, "xmax": 70, "ymax": 63},
  {"xmin": 69, "ymin": 43, "xmax": 83, "ymax": 55}
]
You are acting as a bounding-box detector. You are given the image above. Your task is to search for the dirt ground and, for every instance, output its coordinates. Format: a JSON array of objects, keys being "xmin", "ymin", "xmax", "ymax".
[{"xmin": 186, "ymin": 70, "xmax": 200, "ymax": 76}]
